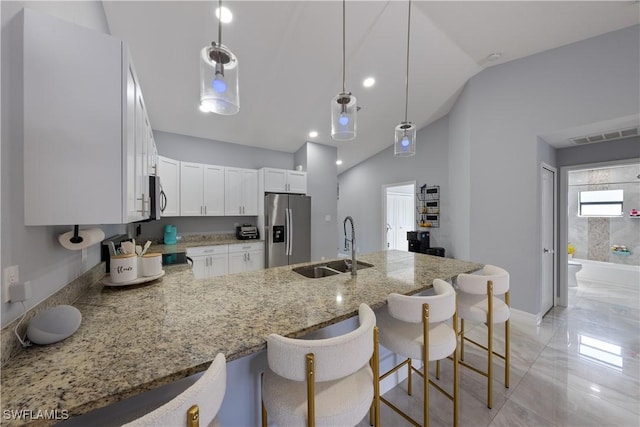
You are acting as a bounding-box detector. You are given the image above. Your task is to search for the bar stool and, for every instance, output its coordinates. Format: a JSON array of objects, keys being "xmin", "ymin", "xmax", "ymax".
[
  {"xmin": 456, "ymin": 265, "xmax": 510, "ymax": 409},
  {"xmin": 377, "ymin": 279, "xmax": 459, "ymax": 427},
  {"xmin": 123, "ymin": 353, "xmax": 226, "ymax": 427},
  {"xmin": 261, "ymin": 303, "xmax": 380, "ymax": 427}
]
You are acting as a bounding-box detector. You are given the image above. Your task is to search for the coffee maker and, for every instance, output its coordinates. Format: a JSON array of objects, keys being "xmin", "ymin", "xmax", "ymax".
[{"xmin": 407, "ymin": 231, "xmax": 430, "ymax": 253}]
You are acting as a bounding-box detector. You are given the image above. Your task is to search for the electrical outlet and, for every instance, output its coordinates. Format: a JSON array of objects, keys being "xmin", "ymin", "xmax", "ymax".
[
  {"xmin": 3, "ymin": 265, "xmax": 19, "ymax": 303},
  {"xmin": 9, "ymin": 281, "xmax": 31, "ymax": 302}
]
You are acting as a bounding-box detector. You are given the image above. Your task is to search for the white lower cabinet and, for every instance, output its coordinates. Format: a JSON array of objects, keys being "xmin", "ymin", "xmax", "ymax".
[
  {"xmin": 186, "ymin": 245, "xmax": 229, "ymax": 279},
  {"xmin": 228, "ymin": 242, "xmax": 265, "ymax": 274}
]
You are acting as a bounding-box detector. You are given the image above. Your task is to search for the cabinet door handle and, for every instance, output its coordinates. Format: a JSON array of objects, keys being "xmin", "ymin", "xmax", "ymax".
[
  {"xmin": 204, "ymin": 206, "xmax": 207, "ymax": 215},
  {"xmin": 244, "ymin": 253, "xmax": 247, "ymax": 262},
  {"xmin": 247, "ymin": 252, "xmax": 251, "ymax": 261}
]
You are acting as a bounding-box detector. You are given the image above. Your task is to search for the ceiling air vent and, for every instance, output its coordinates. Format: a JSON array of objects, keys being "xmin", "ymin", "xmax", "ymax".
[{"xmin": 571, "ymin": 126, "xmax": 639, "ymax": 145}]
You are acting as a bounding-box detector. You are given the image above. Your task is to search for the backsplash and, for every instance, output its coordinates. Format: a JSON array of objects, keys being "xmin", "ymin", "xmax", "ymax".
[{"xmin": 568, "ymin": 164, "xmax": 640, "ymax": 265}]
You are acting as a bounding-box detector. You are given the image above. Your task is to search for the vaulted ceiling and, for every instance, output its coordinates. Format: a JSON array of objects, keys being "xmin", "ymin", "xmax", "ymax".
[{"xmin": 102, "ymin": 1, "xmax": 640, "ymax": 172}]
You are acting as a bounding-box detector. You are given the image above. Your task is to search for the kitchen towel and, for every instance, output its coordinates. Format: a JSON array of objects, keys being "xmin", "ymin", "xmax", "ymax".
[{"xmin": 58, "ymin": 227, "xmax": 105, "ymax": 250}]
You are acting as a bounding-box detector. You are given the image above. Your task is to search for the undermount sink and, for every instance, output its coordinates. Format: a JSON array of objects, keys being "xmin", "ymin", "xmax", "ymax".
[{"xmin": 292, "ymin": 260, "xmax": 374, "ymax": 278}]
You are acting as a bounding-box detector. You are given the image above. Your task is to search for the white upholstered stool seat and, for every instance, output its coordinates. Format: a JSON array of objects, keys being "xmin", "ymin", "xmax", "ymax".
[
  {"xmin": 378, "ymin": 312, "xmax": 456, "ymax": 362},
  {"xmin": 262, "ymin": 364, "xmax": 373, "ymax": 426},
  {"xmin": 261, "ymin": 303, "xmax": 380, "ymax": 427},
  {"xmin": 377, "ymin": 279, "xmax": 459, "ymax": 427},
  {"xmin": 123, "ymin": 353, "xmax": 226, "ymax": 427},
  {"xmin": 456, "ymin": 264, "xmax": 511, "ymax": 409},
  {"xmin": 457, "ymin": 292, "xmax": 511, "ymax": 324}
]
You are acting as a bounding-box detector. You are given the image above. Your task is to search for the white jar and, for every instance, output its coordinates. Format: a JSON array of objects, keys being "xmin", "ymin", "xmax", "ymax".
[
  {"xmin": 141, "ymin": 253, "xmax": 162, "ymax": 277},
  {"xmin": 110, "ymin": 253, "xmax": 138, "ymax": 283}
]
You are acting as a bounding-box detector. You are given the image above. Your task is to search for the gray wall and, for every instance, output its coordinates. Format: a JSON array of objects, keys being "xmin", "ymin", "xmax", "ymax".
[
  {"xmin": 154, "ymin": 130, "xmax": 294, "ymax": 170},
  {"xmin": 296, "ymin": 142, "xmax": 338, "ymax": 261},
  {"xmin": 339, "ymin": 25, "xmax": 640, "ymax": 316},
  {"xmin": 557, "ymin": 136, "xmax": 640, "ymax": 167},
  {"xmin": 1, "ymin": 2, "xmax": 123, "ymax": 326},
  {"xmin": 141, "ymin": 130, "xmax": 296, "ymax": 240},
  {"xmin": 338, "ymin": 116, "xmax": 451, "ymax": 256}
]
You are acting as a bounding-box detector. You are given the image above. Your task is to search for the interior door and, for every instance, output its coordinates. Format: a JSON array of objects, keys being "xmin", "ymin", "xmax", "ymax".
[
  {"xmin": 387, "ymin": 192, "xmax": 413, "ymax": 251},
  {"xmin": 541, "ymin": 165, "xmax": 556, "ymax": 315}
]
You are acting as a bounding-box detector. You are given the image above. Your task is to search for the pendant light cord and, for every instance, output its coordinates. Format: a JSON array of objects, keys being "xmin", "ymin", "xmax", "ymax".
[
  {"xmin": 342, "ymin": 0, "xmax": 346, "ymax": 94},
  {"xmin": 404, "ymin": 0, "xmax": 412, "ymax": 122},
  {"xmin": 217, "ymin": 0, "xmax": 223, "ymax": 46}
]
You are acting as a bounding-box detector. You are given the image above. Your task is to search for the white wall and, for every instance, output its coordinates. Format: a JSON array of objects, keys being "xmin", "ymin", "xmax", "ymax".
[
  {"xmin": 338, "ymin": 116, "xmax": 451, "ymax": 256},
  {"xmin": 339, "ymin": 25, "xmax": 640, "ymax": 315},
  {"xmin": 1, "ymin": 2, "xmax": 122, "ymax": 326},
  {"xmin": 296, "ymin": 142, "xmax": 338, "ymax": 261}
]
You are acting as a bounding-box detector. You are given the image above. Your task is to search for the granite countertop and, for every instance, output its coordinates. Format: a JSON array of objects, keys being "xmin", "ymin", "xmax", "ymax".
[{"xmin": 0, "ymin": 251, "xmax": 482, "ymax": 426}]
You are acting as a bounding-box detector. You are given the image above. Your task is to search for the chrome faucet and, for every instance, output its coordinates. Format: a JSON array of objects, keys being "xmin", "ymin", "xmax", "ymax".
[{"xmin": 343, "ymin": 216, "xmax": 357, "ymax": 276}]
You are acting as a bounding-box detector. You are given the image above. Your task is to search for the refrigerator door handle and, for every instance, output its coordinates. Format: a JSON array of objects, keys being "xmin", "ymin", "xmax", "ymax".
[
  {"xmin": 285, "ymin": 208, "xmax": 290, "ymax": 256},
  {"xmin": 289, "ymin": 208, "xmax": 293, "ymax": 256}
]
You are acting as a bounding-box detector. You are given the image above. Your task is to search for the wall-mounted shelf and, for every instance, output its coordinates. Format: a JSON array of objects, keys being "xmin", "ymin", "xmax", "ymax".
[{"xmin": 417, "ymin": 185, "xmax": 440, "ymax": 228}]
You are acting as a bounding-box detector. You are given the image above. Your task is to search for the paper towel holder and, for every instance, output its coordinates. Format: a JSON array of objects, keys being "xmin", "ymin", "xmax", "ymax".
[
  {"xmin": 58, "ymin": 225, "xmax": 105, "ymax": 251},
  {"xmin": 70, "ymin": 225, "xmax": 83, "ymax": 244}
]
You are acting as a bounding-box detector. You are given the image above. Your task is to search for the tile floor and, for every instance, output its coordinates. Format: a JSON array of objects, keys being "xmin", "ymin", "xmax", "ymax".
[{"xmin": 359, "ymin": 279, "xmax": 640, "ymax": 426}]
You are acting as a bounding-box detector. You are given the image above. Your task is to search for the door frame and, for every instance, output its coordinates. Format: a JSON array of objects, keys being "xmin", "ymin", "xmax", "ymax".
[
  {"xmin": 540, "ymin": 163, "xmax": 557, "ymax": 315},
  {"xmin": 381, "ymin": 181, "xmax": 416, "ymax": 251},
  {"xmin": 558, "ymin": 157, "xmax": 640, "ymax": 307}
]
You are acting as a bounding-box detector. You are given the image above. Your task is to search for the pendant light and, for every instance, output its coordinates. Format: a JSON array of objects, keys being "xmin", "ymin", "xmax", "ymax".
[
  {"xmin": 200, "ymin": 0, "xmax": 239, "ymax": 115},
  {"xmin": 394, "ymin": 0, "xmax": 416, "ymax": 157},
  {"xmin": 331, "ymin": 0, "xmax": 357, "ymax": 141}
]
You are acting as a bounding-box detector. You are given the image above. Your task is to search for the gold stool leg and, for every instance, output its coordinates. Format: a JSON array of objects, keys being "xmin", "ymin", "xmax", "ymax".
[
  {"xmin": 423, "ymin": 304, "xmax": 430, "ymax": 427},
  {"xmin": 460, "ymin": 318, "xmax": 465, "ymax": 361},
  {"xmin": 505, "ymin": 291, "xmax": 510, "ymax": 389},
  {"xmin": 487, "ymin": 280, "xmax": 493, "ymax": 409},
  {"xmin": 436, "ymin": 360, "xmax": 441, "ymax": 380},
  {"xmin": 453, "ymin": 300, "xmax": 459, "ymax": 427},
  {"xmin": 261, "ymin": 373, "xmax": 267, "ymax": 427},
  {"xmin": 407, "ymin": 358, "xmax": 413, "ymax": 396}
]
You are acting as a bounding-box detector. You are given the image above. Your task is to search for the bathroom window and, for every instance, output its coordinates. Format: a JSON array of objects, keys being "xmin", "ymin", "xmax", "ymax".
[{"xmin": 579, "ymin": 189, "xmax": 623, "ymax": 217}]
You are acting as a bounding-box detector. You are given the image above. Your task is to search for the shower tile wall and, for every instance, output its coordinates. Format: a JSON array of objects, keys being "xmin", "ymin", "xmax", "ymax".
[{"xmin": 568, "ymin": 164, "xmax": 640, "ymax": 266}]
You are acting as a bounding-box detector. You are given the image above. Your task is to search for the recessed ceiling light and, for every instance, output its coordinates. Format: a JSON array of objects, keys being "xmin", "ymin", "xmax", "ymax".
[
  {"xmin": 363, "ymin": 77, "xmax": 375, "ymax": 88},
  {"xmin": 199, "ymin": 104, "xmax": 210, "ymax": 113},
  {"xmin": 215, "ymin": 6, "xmax": 232, "ymax": 24},
  {"xmin": 336, "ymin": 160, "xmax": 343, "ymax": 165},
  {"xmin": 308, "ymin": 131, "xmax": 318, "ymax": 138}
]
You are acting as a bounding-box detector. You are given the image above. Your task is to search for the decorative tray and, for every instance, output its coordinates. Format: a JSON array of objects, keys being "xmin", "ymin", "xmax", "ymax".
[{"xmin": 102, "ymin": 271, "xmax": 165, "ymax": 287}]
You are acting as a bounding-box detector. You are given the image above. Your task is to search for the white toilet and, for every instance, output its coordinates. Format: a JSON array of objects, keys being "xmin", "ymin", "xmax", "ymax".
[{"xmin": 568, "ymin": 260, "xmax": 582, "ymax": 287}]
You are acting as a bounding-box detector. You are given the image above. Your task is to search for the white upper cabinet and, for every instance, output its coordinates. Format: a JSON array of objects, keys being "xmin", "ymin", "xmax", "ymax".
[
  {"xmin": 23, "ymin": 9, "xmax": 153, "ymax": 225},
  {"xmin": 203, "ymin": 165, "xmax": 225, "ymax": 216},
  {"xmin": 180, "ymin": 162, "xmax": 225, "ymax": 216},
  {"xmin": 180, "ymin": 162, "xmax": 204, "ymax": 216},
  {"xmin": 157, "ymin": 156, "xmax": 180, "ymax": 217},
  {"xmin": 261, "ymin": 168, "xmax": 307, "ymax": 194},
  {"xmin": 225, "ymin": 168, "xmax": 258, "ymax": 216}
]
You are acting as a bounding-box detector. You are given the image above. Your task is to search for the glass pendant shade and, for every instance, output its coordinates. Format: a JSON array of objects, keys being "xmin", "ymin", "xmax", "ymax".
[
  {"xmin": 331, "ymin": 92, "xmax": 357, "ymax": 141},
  {"xmin": 200, "ymin": 43, "xmax": 239, "ymax": 115},
  {"xmin": 394, "ymin": 122, "xmax": 416, "ymax": 157}
]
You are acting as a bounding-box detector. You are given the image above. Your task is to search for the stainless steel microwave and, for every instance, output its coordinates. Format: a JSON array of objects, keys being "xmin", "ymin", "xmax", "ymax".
[{"xmin": 149, "ymin": 175, "xmax": 166, "ymax": 221}]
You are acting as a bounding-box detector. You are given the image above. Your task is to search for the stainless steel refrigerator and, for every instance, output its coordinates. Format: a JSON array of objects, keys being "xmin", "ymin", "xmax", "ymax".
[{"xmin": 265, "ymin": 193, "xmax": 311, "ymax": 267}]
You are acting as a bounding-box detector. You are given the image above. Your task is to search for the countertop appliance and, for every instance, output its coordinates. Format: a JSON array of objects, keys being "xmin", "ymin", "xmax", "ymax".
[
  {"xmin": 236, "ymin": 224, "xmax": 259, "ymax": 240},
  {"xmin": 406, "ymin": 230, "xmax": 445, "ymax": 257},
  {"xmin": 265, "ymin": 193, "xmax": 311, "ymax": 268}
]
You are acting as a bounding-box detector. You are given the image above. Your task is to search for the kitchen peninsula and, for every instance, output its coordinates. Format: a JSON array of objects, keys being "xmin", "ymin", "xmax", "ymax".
[{"xmin": 0, "ymin": 250, "xmax": 482, "ymax": 426}]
